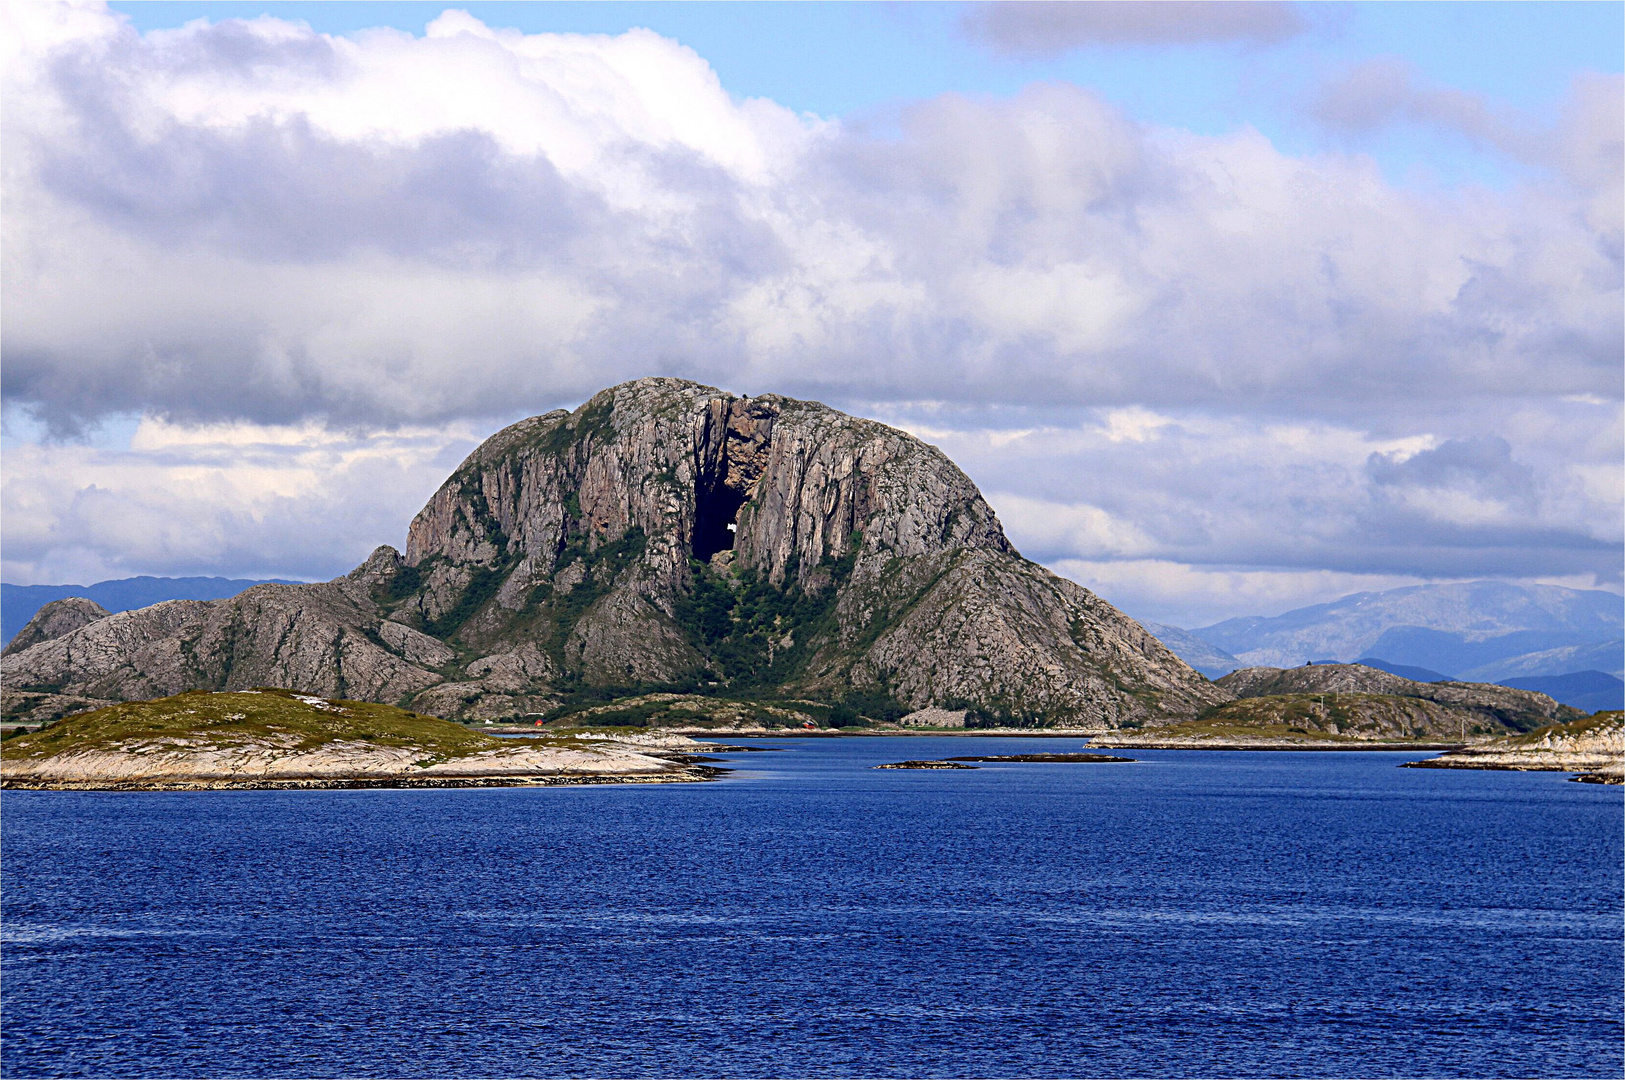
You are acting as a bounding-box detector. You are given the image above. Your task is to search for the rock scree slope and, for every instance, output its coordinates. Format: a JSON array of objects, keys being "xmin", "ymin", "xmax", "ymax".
[{"xmin": 1, "ymin": 379, "xmax": 1222, "ymax": 728}]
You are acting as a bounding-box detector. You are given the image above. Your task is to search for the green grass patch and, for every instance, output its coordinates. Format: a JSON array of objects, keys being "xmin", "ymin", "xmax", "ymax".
[
  {"xmin": 0, "ymin": 688, "xmax": 548, "ymax": 762},
  {"xmin": 1495, "ymin": 710, "xmax": 1623, "ymax": 747}
]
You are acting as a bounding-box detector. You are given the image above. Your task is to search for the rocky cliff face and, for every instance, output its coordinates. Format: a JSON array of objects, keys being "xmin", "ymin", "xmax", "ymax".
[
  {"xmin": 2, "ymin": 379, "xmax": 1223, "ymax": 727},
  {"xmin": 3, "ymin": 597, "xmax": 111, "ymax": 657}
]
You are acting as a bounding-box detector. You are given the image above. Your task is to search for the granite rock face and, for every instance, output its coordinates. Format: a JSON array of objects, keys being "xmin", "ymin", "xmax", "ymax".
[
  {"xmin": 1407, "ymin": 712, "xmax": 1624, "ymax": 781},
  {"xmin": 4, "ymin": 598, "xmax": 111, "ymax": 657},
  {"xmin": 2, "ymin": 379, "xmax": 1223, "ymax": 727}
]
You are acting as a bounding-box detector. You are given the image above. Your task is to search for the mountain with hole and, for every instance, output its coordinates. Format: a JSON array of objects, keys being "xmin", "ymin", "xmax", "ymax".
[{"xmin": 2, "ymin": 379, "xmax": 1223, "ymax": 729}]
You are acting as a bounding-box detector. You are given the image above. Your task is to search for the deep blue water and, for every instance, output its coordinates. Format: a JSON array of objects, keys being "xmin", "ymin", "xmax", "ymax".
[{"xmin": 3, "ymin": 738, "xmax": 1621, "ymax": 1078}]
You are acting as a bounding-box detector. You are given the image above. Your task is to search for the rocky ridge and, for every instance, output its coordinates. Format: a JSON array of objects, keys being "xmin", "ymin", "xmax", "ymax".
[
  {"xmin": 1, "ymin": 379, "xmax": 1222, "ymax": 729},
  {"xmin": 1216, "ymin": 664, "xmax": 1580, "ymax": 733},
  {"xmin": 3, "ymin": 597, "xmax": 110, "ymax": 657}
]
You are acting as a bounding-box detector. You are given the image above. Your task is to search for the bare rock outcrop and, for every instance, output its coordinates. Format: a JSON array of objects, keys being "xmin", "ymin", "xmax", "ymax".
[
  {"xmin": 2, "ymin": 379, "xmax": 1223, "ymax": 727},
  {"xmin": 1406, "ymin": 712, "xmax": 1624, "ymax": 781},
  {"xmin": 4, "ymin": 597, "xmax": 110, "ymax": 656}
]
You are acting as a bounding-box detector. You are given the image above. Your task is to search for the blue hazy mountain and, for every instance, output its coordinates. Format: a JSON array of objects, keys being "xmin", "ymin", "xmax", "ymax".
[
  {"xmin": 1141, "ymin": 622, "xmax": 1241, "ymax": 680},
  {"xmin": 1460, "ymin": 639, "xmax": 1624, "ymax": 682},
  {"xmin": 1498, "ymin": 671, "xmax": 1624, "ymax": 713},
  {"xmin": 3, "ymin": 577, "xmax": 298, "ymax": 647},
  {"xmin": 1350, "ymin": 657, "xmax": 1452, "ymax": 683},
  {"xmin": 1191, "ymin": 582, "xmax": 1622, "ymax": 673}
]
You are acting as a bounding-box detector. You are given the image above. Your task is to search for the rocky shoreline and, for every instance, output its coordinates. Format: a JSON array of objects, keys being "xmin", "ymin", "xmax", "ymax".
[
  {"xmin": 1400, "ymin": 712, "xmax": 1623, "ymax": 784},
  {"xmin": 0, "ymin": 769, "xmax": 725, "ymax": 792},
  {"xmin": 0, "ymin": 690, "xmax": 721, "ymax": 793},
  {"xmin": 1089, "ymin": 735, "xmax": 1466, "ymax": 751}
]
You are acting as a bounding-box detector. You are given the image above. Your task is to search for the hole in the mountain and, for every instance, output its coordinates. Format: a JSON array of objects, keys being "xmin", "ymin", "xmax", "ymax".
[{"xmin": 693, "ymin": 483, "xmax": 747, "ymax": 564}]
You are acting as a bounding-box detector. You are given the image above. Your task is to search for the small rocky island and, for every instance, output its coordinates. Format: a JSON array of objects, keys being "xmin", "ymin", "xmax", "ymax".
[
  {"xmin": 0, "ymin": 688, "xmax": 713, "ymax": 790},
  {"xmin": 1404, "ymin": 711, "xmax": 1624, "ymax": 784}
]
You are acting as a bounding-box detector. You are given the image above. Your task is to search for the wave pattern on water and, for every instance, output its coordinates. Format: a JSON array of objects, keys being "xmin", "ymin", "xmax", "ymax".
[{"xmin": 2, "ymin": 738, "xmax": 1620, "ymax": 1078}]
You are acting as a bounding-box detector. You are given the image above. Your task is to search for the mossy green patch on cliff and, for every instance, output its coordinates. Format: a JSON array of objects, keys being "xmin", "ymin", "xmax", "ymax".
[
  {"xmin": 675, "ymin": 532, "xmax": 868, "ymax": 694},
  {"xmin": 0, "ymin": 688, "xmax": 524, "ymax": 762},
  {"xmin": 533, "ymin": 526, "xmax": 649, "ymax": 681}
]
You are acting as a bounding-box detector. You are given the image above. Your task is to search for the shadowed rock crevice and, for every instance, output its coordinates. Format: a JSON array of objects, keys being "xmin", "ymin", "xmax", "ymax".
[
  {"xmin": 693, "ymin": 478, "xmax": 748, "ymax": 565},
  {"xmin": 693, "ymin": 398, "xmax": 774, "ymax": 565}
]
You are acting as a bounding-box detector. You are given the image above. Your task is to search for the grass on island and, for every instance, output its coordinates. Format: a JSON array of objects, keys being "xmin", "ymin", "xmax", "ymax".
[
  {"xmin": 1170, "ymin": 691, "xmax": 1495, "ymax": 740},
  {"xmin": 0, "ymin": 688, "xmax": 544, "ymax": 763},
  {"xmin": 1126, "ymin": 692, "xmax": 1485, "ymax": 742},
  {"xmin": 1485, "ymin": 710, "xmax": 1623, "ymax": 749}
]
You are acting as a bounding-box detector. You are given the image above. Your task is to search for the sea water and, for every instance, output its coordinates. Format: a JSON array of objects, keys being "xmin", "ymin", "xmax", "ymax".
[{"xmin": 2, "ymin": 738, "xmax": 1620, "ymax": 1078}]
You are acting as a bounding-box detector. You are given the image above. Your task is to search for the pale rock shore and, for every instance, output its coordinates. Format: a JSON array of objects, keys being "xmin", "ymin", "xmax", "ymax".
[
  {"xmin": 1088, "ymin": 734, "xmax": 1464, "ymax": 751},
  {"xmin": 0, "ymin": 734, "xmax": 715, "ymax": 791},
  {"xmin": 1402, "ymin": 713, "xmax": 1624, "ymax": 784}
]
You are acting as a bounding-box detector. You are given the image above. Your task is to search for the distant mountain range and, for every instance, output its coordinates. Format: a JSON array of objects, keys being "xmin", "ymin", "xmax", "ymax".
[
  {"xmin": 2, "ymin": 577, "xmax": 297, "ymax": 647},
  {"xmin": 1144, "ymin": 582, "xmax": 1623, "ymax": 712},
  {"xmin": 1139, "ymin": 623, "xmax": 1241, "ymax": 680},
  {"xmin": 1496, "ymin": 671, "xmax": 1623, "ymax": 715}
]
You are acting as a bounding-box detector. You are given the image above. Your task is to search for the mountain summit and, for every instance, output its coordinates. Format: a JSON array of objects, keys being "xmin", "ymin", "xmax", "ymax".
[{"xmin": 3, "ymin": 379, "xmax": 1221, "ymax": 728}]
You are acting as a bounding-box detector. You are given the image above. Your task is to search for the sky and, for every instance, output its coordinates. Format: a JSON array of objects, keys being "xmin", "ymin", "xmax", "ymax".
[{"xmin": 2, "ymin": 1, "xmax": 1620, "ymax": 628}]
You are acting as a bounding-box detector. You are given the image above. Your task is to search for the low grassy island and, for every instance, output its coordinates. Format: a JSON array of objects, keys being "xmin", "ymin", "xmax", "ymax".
[{"xmin": 0, "ymin": 689, "xmax": 714, "ymax": 791}]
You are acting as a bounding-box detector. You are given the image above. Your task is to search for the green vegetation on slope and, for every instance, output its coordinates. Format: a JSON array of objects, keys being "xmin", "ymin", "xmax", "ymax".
[
  {"xmin": 1489, "ymin": 710, "xmax": 1623, "ymax": 748},
  {"xmin": 675, "ymin": 540, "xmax": 856, "ymax": 688},
  {"xmin": 535, "ymin": 526, "xmax": 649, "ymax": 682},
  {"xmin": 0, "ymin": 688, "xmax": 519, "ymax": 762},
  {"xmin": 1166, "ymin": 692, "xmax": 1495, "ymax": 741},
  {"xmin": 669, "ymin": 536, "xmax": 908, "ymax": 723}
]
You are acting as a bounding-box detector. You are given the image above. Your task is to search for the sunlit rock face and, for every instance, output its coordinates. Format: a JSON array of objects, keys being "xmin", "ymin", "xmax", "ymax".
[
  {"xmin": 2, "ymin": 379, "xmax": 1222, "ymax": 727},
  {"xmin": 3, "ymin": 597, "xmax": 111, "ymax": 657}
]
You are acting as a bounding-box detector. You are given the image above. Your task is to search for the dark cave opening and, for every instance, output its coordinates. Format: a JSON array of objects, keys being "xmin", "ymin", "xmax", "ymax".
[{"xmin": 693, "ymin": 483, "xmax": 747, "ymax": 564}]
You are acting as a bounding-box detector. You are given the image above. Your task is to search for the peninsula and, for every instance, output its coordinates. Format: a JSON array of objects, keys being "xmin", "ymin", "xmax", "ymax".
[
  {"xmin": 0, "ymin": 688, "xmax": 713, "ymax": 790},
  {"xmin": 1404, "ymin": 711, "xmax": 1624, "ymax": 784}
]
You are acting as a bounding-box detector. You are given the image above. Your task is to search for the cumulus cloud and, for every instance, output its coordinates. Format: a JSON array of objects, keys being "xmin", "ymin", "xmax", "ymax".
[
  {"xmin": 880, "ymin": 397, "xmax": 1622, "ymax": 604},
  {"xmin": 959, "ymin": 2, "xmax": 1305, "ymax": 57},
  {"xmin": 1311, "ymin": 60, "xmax": 1624, "ymax": 242},
  {"xmin": 1, "ymin": 5, "xmax": 1619, "ymax": 622},
  {"xmin": 0, "ymin": 415, "xmax": 479, "ymax": 584},
  {"xmin": 6, "ymin": 5, "xmax": 1619, "ymax": 432}
]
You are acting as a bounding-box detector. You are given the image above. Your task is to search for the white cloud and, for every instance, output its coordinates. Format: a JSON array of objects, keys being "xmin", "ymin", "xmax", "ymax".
[
  {"xmin": 1, "ymin": 5, "xmax": 1619, "ymax": 620},
  {"xmin": 0, "ymin": 417, "xmax": 478, "ymax": 585},
  {"xmin": 1046, "ymin": 558, "xmax": 1443, "ymax": 629}
]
